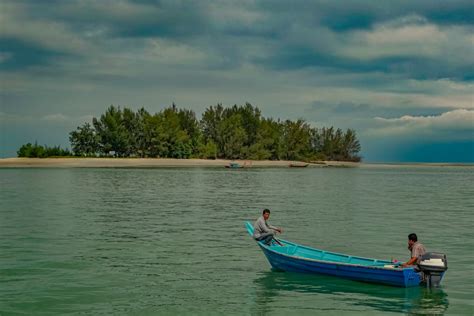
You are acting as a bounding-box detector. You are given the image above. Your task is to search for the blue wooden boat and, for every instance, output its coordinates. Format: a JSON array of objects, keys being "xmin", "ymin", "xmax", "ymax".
[
  {"xmin": 225, "ymin": 162, "xmax": 243, "ymax": 169},
  {"xmin": 245, "ymin": 222, "xmax": 447, "ymax": 287}
]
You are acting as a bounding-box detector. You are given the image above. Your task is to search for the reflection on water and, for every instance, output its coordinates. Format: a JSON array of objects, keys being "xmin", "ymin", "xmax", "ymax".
[{"xmin": 254, "ymin": 271, "xmax": 449, "ymax": 314}]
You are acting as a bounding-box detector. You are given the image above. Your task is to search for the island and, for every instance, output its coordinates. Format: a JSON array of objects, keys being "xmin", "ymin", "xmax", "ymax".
[{"xmin": 13, "ymin": 103, "xmax": 361, "ymax": 164}]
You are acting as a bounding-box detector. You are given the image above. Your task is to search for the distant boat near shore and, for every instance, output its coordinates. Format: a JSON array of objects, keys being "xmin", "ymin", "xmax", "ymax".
[
  {"xmin": 225, "ymin": 161, "xmax": 252, "ymax": 169},
  {"xmin": 289, "ymin": 162, "xmax": 309, "ymax": 168},
  {"xmin": 225, "ymin": 162, "xmax": 243, "ymax": 169}
]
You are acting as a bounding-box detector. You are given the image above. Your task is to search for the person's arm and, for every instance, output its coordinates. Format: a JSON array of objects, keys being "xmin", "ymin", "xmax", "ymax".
[
  {"xmin": 268, "ymin": 223, "xmax": 283, "ymax": 233},
  {"xmin": 401, "ymin": 256, "xmax": 417, "ymax": 267},
  {"xmin": 402, "ymin": 244, "xmax": 425, "ymax": 267}
]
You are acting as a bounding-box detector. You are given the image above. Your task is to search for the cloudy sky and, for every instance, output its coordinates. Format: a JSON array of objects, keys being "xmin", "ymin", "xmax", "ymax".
[{"xmin": 1, "ymin": 0, "xmax": 473, "ymax": 161}]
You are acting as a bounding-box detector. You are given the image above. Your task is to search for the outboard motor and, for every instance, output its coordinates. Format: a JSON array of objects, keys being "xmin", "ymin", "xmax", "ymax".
[{"xmin": 417, "ymin": 252, "xmax": 448, "ymax": 287}]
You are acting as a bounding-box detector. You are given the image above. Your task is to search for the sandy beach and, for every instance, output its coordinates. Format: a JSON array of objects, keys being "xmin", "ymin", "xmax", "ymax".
[
  {"xmin": 0, "ymin": 158, "xmax": 362, "ymax": 168},
  {"xmin": 1, "ymin": 158, "xmax": 470, "ymax": 168}
]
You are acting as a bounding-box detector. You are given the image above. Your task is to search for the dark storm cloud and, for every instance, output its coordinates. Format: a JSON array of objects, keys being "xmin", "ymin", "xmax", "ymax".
[
  {"xmin": 1, "ymin": 0, "xmax": 473, "ymax": 161},
  {"xmin": 256, "ymin": 0, "xmax": 474, "ymax": 30},
  {"xmin": 2, "ymin": 0, "xmax": 473, "ymax": 78},
  {"xmin": 0, "ymin": 38, "xmax": 68, "ymax": 71}
]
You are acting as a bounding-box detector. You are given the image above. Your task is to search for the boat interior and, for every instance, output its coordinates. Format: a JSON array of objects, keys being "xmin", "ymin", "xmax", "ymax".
[
  {"xmin": 246, "ymin": 222, "xmax": 391, "ymax": 267},
  {"xmin": 267, "ymin": 240, "xmax": 391, "ymax": 266}
]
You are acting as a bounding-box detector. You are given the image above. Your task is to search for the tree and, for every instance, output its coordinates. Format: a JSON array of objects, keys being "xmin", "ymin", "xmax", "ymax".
[
  {"xmin": 280, "ymin": 119, "xmax": 312, "ymax": 161},
  {"xmin": 232, "ymin": 103, "xmax": 261, "ymax": 147},
  {"xmin": 158, "ymin": 106, "xmax": 189, "ymax": 158},
  {"xmin": 196, "ymin": 139, "xmax": 218, "ymax": 159},
  {"xmin": 69, "ymin": 123, "xmax": 99, "ymax": 156},
  {"xmin": 248, "ymin": 118, "xmax": 281, "ymax": 160},
  {"xmin": 201, "ymin": 104, "xmax": 225, "ymax": 156},
  {"xmin": 17, "ymin": 142, "xmax": 71, "ymax": 157},
  {"xmin": 342, "ymin": 129, "xmax": 361, "ymax": 161},
  {"xmin": 134, "ymin": 108, "xmax": 151, "ymax": 157},
  {"xmin": 17, "ymin": 143, "xmax": 34, "ymax": 157},
  {"xmin": 144, "ymin": 113, "xmax": 165, "ymax": 157},
  {"xmin": 93, "ymin": 105, "xmax": 129, "ymax": 156},
  {"xmin": 178, "ymin": 108, "xmax": 202, "ymax": 156},
  {"xmin": 218, "ymin": 114, "xmax": 247, "ymax": 159},
  {"xmin": 44, "ymin": 145, "xmax": 71, "ymax": 157},
  {"xmin": 122, "ymin": 107, "xmax": 140, "ymax": 156}
]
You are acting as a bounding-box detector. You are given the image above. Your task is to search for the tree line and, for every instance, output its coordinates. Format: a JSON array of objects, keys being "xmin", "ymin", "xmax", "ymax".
[
  {"xmin": 69, "ymin": 103, "xmax": 360, "ymax": 161},
  {"xmin": 18, "ymin": 103, "xmax": 361, "ymax": 161},
  {"xmin": 17, "ymin": 142, "xmax": 72, "ymax": 158}
]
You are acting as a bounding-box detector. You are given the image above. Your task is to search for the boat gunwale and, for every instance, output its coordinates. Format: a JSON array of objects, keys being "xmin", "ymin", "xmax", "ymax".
[{"xmin": 258, "ymin": 242, "xmax": 409, "ymax": 272}]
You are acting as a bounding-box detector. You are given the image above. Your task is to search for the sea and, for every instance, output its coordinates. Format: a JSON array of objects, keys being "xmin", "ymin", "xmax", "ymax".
[{"xmin": 1, "ymin": 165, "xmax": 473, "ymax": 315}]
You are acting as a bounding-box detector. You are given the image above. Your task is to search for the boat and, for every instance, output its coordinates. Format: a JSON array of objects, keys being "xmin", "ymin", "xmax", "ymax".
[
  {"xmin": 225, "ymin": 162, "xmax": 243, "ymax": 169},
  {"xmin": 245, "ymin": 222, "xmax": 447, "ymax": 287},
  {"xmin": 226, "ymin": 161, "xmax": 252, "ymax": 168},
  {"xmin": 289, "ymin": 162, "xmax": 309, "ymax": 168}
]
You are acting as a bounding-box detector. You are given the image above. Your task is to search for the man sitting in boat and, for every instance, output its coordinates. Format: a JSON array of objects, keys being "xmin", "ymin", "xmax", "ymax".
[
  {"xmin": 401, "ymin": 233, "xmax": 426, "ymax": 267},
  {"xmin": 253, "ymin": 209, "xmax": 283, "ymax": 245}
]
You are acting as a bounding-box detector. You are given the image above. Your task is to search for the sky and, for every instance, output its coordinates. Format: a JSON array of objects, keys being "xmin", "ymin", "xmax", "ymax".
[{"xmin": 1, "ymin": 0, "xmax": 473, "ymax": 162}]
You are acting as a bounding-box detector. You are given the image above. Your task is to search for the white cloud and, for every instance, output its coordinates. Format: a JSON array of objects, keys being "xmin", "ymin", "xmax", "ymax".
[
  {"xmin": 147, "ymin": 39, "xmax": 209, "ymax": 66},
  {"xmin": 0, "ymin": 52, "xmax": 12, "ymax": 63},
  {"xmin": 1, "ymin": 112, "xmax": 94, "ymax": 125},
  {"xmin": 208, "ymin": 2, "xmax": 262, "ymax": 27},
  {"xmin": 299, "ymin": 86, "xmax": 473, "ymax": 112},
  {"xmin": 342, "ymin": 15, "xmax": 474, "ymax": 61},
  {"xmin": 0, "ymin": 111, "xmax": 21, "ymax": 122},
  {"xmin": 375, "ymin": 109, "xmax": 473, "ymax": 124},
  {"xmin": 367, "ymin": 109, "xmax": 474, "ymax": 138},
  {"xmin": 56, "ymin": 0, "xmax": 161, "ymax": 24},
  {"xmin": 41, "ymin": 113, "xmax": 69, "ymax": 122},
  {"xmin": 0, "ymin": 2, "xmax": 91, "ymax": 54}
]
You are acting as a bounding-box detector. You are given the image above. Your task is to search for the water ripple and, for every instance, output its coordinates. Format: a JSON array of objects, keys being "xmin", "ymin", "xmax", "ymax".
[{"xmin": 0, "ymin": 166, "xmax": 472, "ymax": 314}]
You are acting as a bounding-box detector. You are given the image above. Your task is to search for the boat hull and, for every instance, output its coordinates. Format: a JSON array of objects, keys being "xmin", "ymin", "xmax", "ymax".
[
  {"xmin": 259, "ymin": 243, "xmax": 422, "ymax": 287},
  {"xmin": 289, "ymin": 163, "xmax": 309, "ymax": 168}
]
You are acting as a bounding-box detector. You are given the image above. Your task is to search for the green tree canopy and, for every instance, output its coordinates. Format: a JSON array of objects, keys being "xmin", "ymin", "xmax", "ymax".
[
  {"xmin": 19, "ymin": 103, "xmax": 362, "ymax": 161},
  {"xmin": 17, "ymin": 142, "xmax": 71, "ymax": 158}
]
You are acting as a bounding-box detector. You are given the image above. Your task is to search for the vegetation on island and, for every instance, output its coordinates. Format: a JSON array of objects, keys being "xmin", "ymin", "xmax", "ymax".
[
  {"xmin": 18, "ymin": 103, "xmax": 361, "ymax": 161},
  {"xmin": 17, "ymin": 142, "xmax": 72, "ymax": 158}
]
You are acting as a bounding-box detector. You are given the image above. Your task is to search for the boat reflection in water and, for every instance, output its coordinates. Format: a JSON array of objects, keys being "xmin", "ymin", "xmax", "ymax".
[{"xmin": 253, "ymin": 271, "xmax": 449, "ymax": 314}]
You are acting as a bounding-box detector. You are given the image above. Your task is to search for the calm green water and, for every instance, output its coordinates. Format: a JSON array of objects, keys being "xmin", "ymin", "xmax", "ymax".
[{"xmin": 1, "ymin": 166, "xmax": 473, "ymax": 315}]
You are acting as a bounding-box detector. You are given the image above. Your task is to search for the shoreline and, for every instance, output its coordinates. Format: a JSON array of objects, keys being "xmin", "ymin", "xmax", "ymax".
[
  {"xmin": 0, "ymin": 158, "xmax": 471, "ymax": 168},
  {"xmin": 0, "ymin": 158, "xmax": 360, "ymax": 168}
]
